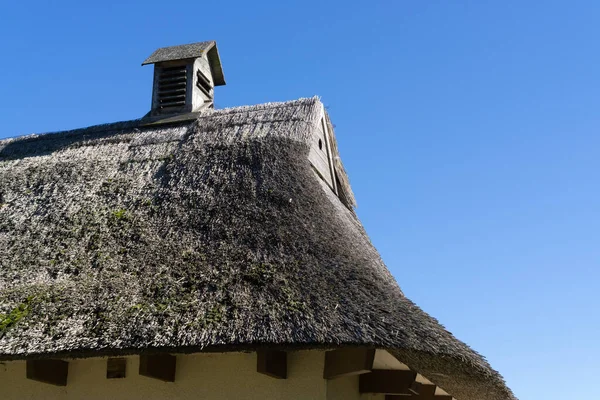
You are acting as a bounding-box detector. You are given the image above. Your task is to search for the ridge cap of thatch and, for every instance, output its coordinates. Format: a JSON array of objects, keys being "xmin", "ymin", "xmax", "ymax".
[
  {"xmin": 199, "ymin": 96, "xmax": 321, "ymax": 116},
  {"xmin": 0, "ymin": 97, "xmax": 323, "ymax": 147}
]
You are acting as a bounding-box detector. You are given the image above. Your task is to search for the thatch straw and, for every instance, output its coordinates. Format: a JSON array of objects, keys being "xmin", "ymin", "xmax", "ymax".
[{"xmin": 0, "ymin": 98, "xmax": 515, "ymax": 400}]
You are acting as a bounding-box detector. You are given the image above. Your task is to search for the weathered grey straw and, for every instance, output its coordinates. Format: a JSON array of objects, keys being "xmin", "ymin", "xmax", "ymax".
[{"xmin": 0, "ymin": 97, "xmax": 515, "ymax": 400}]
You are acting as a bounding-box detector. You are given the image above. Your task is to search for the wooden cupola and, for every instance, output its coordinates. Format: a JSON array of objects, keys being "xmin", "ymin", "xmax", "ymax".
[{"xmin": 142, "ymin": 41, "xmax": 226, "ymax": 117}]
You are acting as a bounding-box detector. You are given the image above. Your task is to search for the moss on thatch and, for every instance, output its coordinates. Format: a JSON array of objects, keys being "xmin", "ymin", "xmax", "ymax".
[{"xmin": 0, "ymin": 296, "xmax": 35, "ymax": 333}]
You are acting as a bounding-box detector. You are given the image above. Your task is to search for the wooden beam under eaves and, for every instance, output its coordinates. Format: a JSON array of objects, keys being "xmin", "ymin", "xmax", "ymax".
[
  {"xmin": 26, "ymin": 359, "xmax": 69, "ymax": 386},
  {"xmin": 360, "ymin": 370, "xmax": 419, "ymax": 395},
  {"xmin": 257, "ymin": 350, "xmax": 287, "ymax": 379},
  {"xmin": 386, "ymin": 384, "xmax": 436, "ymax": 399},
  {"xmin": 139, "ymin": 354, "xmax": 176, "ymax": 382},
  {"xmin": 386, "ymin": 384, "xmax": 452, "ymax": 400},
  {"xmin": 107, "ymin": 357, "xmax": 127, "ymax": 379},
  {"xmin": 323, "ymin": 348, "xmax": 376, "ymax": 379}
]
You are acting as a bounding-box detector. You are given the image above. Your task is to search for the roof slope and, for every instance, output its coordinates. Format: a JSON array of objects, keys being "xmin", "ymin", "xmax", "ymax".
[{"xmin": 0, "ymin": 98, "xmax": 514, "ymax": 400}]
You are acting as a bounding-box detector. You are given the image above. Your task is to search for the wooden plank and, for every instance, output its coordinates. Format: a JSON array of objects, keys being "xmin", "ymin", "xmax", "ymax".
[
  {"xmin": 257, "ymin": 350, "xmax": 287, "ymax": 379},
  {"xmin": 308, "ymin": 126, "xmax": 334, "ymax": 189},
  {"xmin": 107, "ymin": 357, "xmax": 127, "ymax": 379},
  {"xmin": 139, "ymin": 354, "xmax": 176, "ymax": 382},
  {"xmin": 26, "ymin": 359, "xmax": 69, "ymax": 386},
  {"xmin": 385, "ymin": 384, "xmax": 435, "ymax": 399},
  {"xmin": 385, "ymin": 385, "xmax": 452, "ymax": 400},
  {"xmin": 320, "ymin": 116, "xmax": 338, "ymax": 195},
  {"xmin": 323, "ymin": 348, "xmax": 375, "ymax": 379},
  {"xmin": 308, "ymin": 115, "xmax": 338, "ymax": 190},
  {"xmin": 414, "ymin": 384, "xmax": 436, "ymax": 399},
  {"xmin": 359, "ymin": 370, "xmax": 419, "ymax": 394}
]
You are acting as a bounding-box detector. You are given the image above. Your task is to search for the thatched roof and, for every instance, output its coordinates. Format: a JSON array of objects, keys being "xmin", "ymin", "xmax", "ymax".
[{"xmin": 0, "ymin": 98, "xmax": 514, "ymax": 400}]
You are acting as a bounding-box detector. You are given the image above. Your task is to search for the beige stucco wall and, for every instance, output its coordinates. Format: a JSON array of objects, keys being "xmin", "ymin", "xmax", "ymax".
[{"xmin": 0, "ymin": 351, "xmax": 385, "ymax": 400}]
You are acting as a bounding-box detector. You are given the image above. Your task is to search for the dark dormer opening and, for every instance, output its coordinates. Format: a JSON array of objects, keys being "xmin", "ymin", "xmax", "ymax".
[{"xmin": 196, "ymin": 70, "xmax": 212, "ymax": 97}]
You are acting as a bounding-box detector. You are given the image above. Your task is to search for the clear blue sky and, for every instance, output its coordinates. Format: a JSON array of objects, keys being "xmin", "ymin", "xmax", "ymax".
[{"xmin": 2, "ymin": 1, "xmax": 598, "ymax": 399}]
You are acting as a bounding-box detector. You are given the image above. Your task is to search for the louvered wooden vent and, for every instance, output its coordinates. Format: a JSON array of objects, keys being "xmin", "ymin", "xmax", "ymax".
[
  {"xmin": 144, "ymin": 41, "xmax": 225, "ymax": 117},
  {"xmin": 157, "ymin": 65, "xmax": 188, "ymax": 109}
]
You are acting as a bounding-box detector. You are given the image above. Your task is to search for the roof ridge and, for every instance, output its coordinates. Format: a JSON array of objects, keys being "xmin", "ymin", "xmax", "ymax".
[
  {"xmin": 196, "ymin": 96, "xmax": 321, "ymax": 118},
  {"xmin": 0, "ymin": 97, "xmax": 322, "ymax": 146}
]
